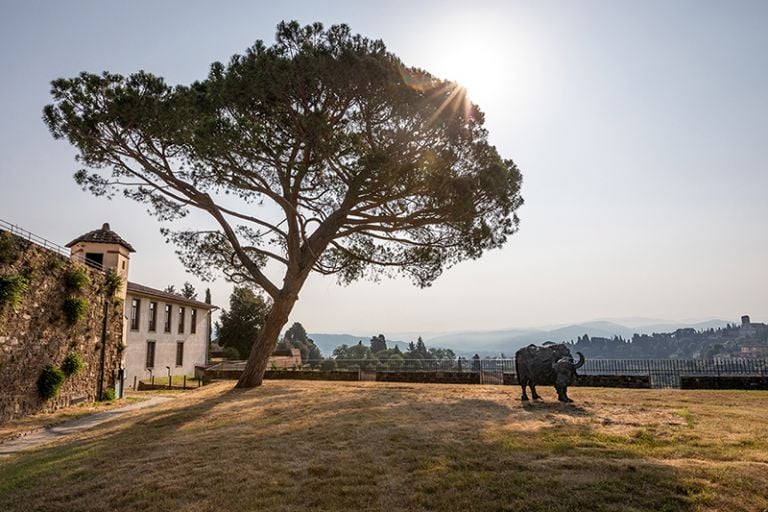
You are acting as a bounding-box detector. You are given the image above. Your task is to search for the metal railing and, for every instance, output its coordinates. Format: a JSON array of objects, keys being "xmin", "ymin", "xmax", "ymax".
[
  {"xmin": 255, "ymin": 357, "xmax": 768, "ymax": 389},
  {"xmin": 580, "ymin": 358, "xmax": 768, "ymax": 388},
  {"xmin": 0, "ymin": 218, "xmax": 107, "ymax": 272},
  {"xmin": 206, "ymin": 361, "xmax": 248, "ymax": 372}
]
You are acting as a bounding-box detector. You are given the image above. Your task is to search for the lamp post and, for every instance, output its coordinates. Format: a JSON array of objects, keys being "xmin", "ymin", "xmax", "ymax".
[{"xmin": 166, "ymin": 366, "xmax": 171, "ymax": 390}]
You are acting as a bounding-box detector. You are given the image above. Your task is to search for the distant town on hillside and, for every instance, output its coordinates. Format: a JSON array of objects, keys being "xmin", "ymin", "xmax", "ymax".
[{"xmin": 305, "ymin": 315, "xmax": 768, "ymax": 361}]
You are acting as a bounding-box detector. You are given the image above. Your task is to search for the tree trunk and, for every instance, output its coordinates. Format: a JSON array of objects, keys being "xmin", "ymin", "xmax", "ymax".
[{"xmin": 235, "ymin": 292, "xmax": 297, "ymax": 388}]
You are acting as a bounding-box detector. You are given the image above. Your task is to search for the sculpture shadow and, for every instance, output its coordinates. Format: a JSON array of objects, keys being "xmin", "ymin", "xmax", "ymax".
[{"xmin": 520, "ymin": 399, "xmax": 589, "ymax": 416}]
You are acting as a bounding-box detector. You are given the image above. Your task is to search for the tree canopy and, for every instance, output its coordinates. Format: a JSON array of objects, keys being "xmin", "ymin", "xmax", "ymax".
[
  {"xmin": 44, "ymin": 21, "xmax": 523, "ymax": 387},
  {"xmin": 280, "ymin": 321, "xmax": 322, "ymax": 365},
  {"xmin": 370, "ymin": 334, "xmax": 387, "ymax": 353},
  {"xmin": 216, "ymin": 287, "xmax": 271, "ymax": 360},
  {"xmin": 164, "ymin": 282, "xmax": 198, "ymax": 299}
]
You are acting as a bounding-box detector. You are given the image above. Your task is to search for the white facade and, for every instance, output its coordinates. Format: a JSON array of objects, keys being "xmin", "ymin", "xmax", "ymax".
[
  {"xmin": 123, "ymin": 283, "xmax": 214, "ymax": 386},
  {"xmin": 66, "ymin": 223, "xmax": 215, "ymax": 388}
]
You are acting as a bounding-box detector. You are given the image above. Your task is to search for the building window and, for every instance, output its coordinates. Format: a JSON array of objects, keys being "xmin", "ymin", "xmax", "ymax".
[
  {"xmin": 146, "ymin": 341, "xmax": 156, "ymax": 368},
  {"xmin": 130, "ymin": 299, "xmax": 140, "ymax": 330},
  {"xmin": 85, "ymin": 252, "xmax": 103, "ymax": 268},
  {"xmin": 164, "ymin": 304, "xmax": 172, "ymax": 333},
  {"xmin": 148, "ymin": 302, "xmax": 157, "ymax": 331},
  {"xmin": 178, "ymin": 307, "xmax": 185, "ymax": 334},
  {"xmin": 176, "ymin": 342, "xmax": 184, "ymax": 367},
  {"xmin": 190, "ymin": 309, "xmax": 197, "ymax": 334}
]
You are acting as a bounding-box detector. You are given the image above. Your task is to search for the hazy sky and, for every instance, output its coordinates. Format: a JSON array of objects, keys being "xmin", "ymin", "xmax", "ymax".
[{"xmin": 1, "ymin": 0, "xmax": 766, "ymax": 336}]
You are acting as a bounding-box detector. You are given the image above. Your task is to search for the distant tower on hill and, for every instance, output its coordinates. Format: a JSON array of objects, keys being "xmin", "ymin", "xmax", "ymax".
[
  {"xmin": 742, "ymin": 315, "xmax": 751, "ymax": 326},
  {"xmin": 66, "ymin": 222, "xmax": 134, "ymax": 297}
]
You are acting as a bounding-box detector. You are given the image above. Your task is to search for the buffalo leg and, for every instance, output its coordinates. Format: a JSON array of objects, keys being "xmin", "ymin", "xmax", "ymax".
[
  {"xmin": 530, "ymin": 383, "xmax": 542, "ymax": 400},
  {"xmin": 520, "ymin": 380, "xmax": 529, "ymax": 401},
  {"xmin": 556, "ymin": 385, "xmax": 573, "ymax": 403}
]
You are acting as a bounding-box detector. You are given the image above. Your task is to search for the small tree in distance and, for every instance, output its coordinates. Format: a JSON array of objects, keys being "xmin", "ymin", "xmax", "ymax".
[
  {"xmin": 44, "ymin": 21, "xmax": 523, "ymax": 388},
  {"xmin": 370, "ymin": 334, "xmax": 387, "ymax": 354},
  {"xmin": 216, "ymin": 287, "xmax": 271, "ymax": 360},
  {"xmin": 180, "ymin": 282, "xmax": 198, "ymax": 300},
  {"xmin": 164, "ymin": 282, "xmax": 197, "ymax": 299}
]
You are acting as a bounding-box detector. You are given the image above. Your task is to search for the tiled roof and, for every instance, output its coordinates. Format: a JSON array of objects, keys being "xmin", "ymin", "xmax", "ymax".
[
  {"xmin": 126, "ymin": 282, "xmax": 217, "ymax": 309},
  {"xmin": 66, "ymin": 223, "xmax": 135, "ymax": 252}
]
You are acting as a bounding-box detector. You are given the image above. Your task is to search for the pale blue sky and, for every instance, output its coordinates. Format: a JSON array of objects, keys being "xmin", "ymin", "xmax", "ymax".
[{"xmin": 1, "ymin": 0, "xmax": 766, "ymax": 335}]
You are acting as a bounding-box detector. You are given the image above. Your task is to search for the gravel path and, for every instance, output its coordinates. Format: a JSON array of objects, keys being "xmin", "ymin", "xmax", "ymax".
[{"xmin": 0, "ymin": 396, "xmax": 173, "ymax": 456}]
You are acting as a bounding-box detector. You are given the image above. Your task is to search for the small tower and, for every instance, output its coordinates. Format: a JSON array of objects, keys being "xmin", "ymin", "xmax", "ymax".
[
  {"xmin": 742, "ymin": 315, "xmax": 751, "ymax": 327},
  {"xmin": 66, "ymin": 223, "xmax": 134, "ymax": 298}
]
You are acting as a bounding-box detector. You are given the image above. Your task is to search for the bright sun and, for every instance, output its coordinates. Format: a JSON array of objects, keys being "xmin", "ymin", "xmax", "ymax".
[
  {"xmin": 441, "ymin": 44, "xmax": 502, "ymax": 104},
  {"xmin": 420, "ymin": 15, "xmax": 537, "ymax": 113}
]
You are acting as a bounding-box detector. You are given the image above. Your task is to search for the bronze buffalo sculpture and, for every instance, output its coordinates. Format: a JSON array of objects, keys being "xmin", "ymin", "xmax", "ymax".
[{"xmin": 515, "ymin": 343, "xmax": 585, "ymax": 402}]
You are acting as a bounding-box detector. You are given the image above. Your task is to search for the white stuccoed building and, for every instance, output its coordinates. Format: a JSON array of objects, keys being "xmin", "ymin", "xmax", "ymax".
[{"xmin": 66, "ymin": 223, "xmax": 216, "ymax": 388}]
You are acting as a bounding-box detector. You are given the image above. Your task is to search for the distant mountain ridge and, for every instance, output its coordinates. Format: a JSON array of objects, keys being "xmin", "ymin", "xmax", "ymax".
[
  {"xmin": 308, "ymin": 319, "xmax": 729, "ymax": 358},
  {"xmin": 308, "ymin": 333, "xmax": 411, "ymax": 357}
]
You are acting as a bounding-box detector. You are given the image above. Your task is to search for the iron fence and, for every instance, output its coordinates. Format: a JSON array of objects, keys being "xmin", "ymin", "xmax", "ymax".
[
  {"xmin": 580, "ymin": 358, "xmax": 768, "ymax": 388},
  {"xmin": 280, "ymin": 357, "xmax": 768, "ymax": 389},
  {"xmin": 1, "ymin": 218, "xmax": 108, "ymax": 272}
]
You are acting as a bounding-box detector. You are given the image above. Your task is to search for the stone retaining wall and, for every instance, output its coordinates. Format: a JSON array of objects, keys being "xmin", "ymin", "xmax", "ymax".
[
  {"xmin": 375, "ymin": 371, "xmax": 481, "ymax": 385},
  {"xmin": 265, "ymin": 370, "xmax": 360, "ymax": 381},
  {"xmin": 575, "ymin": 375, "xmax": 652, "ymax": 388},
  {"xmin": 680, "ymin": 376, "xmax": 768, "ymax": 390},
  {"xmin": 0, "ymin": 233, "xmax": 123, "ymax": 422}
]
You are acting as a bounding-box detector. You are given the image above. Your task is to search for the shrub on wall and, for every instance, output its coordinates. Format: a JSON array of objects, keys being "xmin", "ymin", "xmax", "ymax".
[
  {"xmin": 103, "ymin": 270, "xmax": 123, "ymax": 297},
  {"xmin": 61, "ymin": 352, "xmax": 85, "ymax": 377},
  {"xmin": 0, "ymin": 274, "xmax": 29, "ymax": 310},
  {"xmin": 0, "ymin": 231, "xmax": 22, "ymax": 265},
  {"xmin": 46, "ymin": 256, "xmax": 66, "ymax": 272},
  {"xmin": 37, "ymin": 365, "xmax": 66, "ymax": 400},
  {"xmin": 65, "ymin": 266, "xmax": 90, "ymax": 292},
  {"xmin": 63, "ymin": 296, "xmax": 89, "ymax": 324}
]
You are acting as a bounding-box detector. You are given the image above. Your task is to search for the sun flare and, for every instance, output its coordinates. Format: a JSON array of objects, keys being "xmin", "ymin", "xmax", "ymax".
[{"xmin": 418, "ymin": 14, "xmax": 537, "ymax": 112}]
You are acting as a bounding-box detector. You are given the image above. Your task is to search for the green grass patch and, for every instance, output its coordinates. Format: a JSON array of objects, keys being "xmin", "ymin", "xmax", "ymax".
[{"xmin": 677, "ymin": 407, "xmax": 697, "ymax": 428}]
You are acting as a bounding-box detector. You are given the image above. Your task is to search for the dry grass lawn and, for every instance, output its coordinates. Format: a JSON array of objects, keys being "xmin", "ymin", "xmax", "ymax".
[{"xmin": 1, "ymin": 381, "xmax": 767, "ymax": 511}]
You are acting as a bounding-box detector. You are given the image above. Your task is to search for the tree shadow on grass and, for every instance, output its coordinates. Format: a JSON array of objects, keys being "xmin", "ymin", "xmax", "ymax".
[{"xmin": 0, "ymin": 381, "xmax": 706, "ymax": 512}]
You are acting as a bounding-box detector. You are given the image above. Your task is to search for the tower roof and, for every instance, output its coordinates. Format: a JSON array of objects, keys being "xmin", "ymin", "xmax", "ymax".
[{"xmin": 66, "ymin": 223, "xmax": 135, "ymax": 252}]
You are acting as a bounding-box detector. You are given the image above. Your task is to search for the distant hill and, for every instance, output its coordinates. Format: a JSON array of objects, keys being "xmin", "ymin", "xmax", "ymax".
[
  {"xmin": 308, "ymin": 333, "xmax": 410, "ymax": 357},
  {"xmin": 416, "ymin": 320, "xmax": 729, "ymax": 357},
  {"xmin": 311, "ymin": 319, "xmax": 730, "ymax": 358}
]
